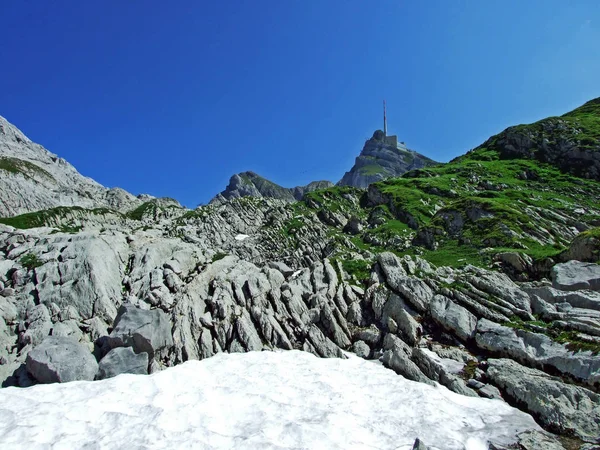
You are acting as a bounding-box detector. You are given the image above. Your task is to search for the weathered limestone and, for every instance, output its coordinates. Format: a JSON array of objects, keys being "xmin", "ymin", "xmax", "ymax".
[
  {"xmin": 487, "ymin": 358, "xmax": 600, "ymax": 443},
  {"xmin": 381, "ymin": 334, "xmax": 433, "ymax": 385},
  {"xmin": 475, "ymin": 319, "xmax": 600, "ymax": 386},
  {"xmin": 107, "ymin": 304, "xmax": 173, "ymax": 358},
  {"xmin": 96, "ymin": 347, "xmax": 148, "ymax": 380},
  {"xmin": 429, "ymin": 295, "xmax": 477, "ymax": 342},
  {"xmin": 26, "ymin": 336, "xmax": 98, "ymax": 383},
  {"xmin": 552, "ymin": 260, "xmax": 600, "ymax": 292}
]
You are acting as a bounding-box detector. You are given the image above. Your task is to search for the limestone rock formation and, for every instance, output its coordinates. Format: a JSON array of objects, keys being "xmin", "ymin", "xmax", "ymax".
[
  {"xmin": 0, "ymin": 116, "xmax": 147, "ymax": 217},
  {"xmin": 551, "ymin": 260, "xmax": 600, "ymax": 291},
  {"xmin": 2, "ymin": 100, "xmax": 600, "ymax": 446},
  {"xmin": 337, "ymin": 130, "xmax": 437, "ymax": 188},
  {"xmin": 486, "ymin": 358, "xmax": 600, "ymax": 443},
  {"xmin": 107, "ymin": 304, "xmax": 173, "ymax": 358}
]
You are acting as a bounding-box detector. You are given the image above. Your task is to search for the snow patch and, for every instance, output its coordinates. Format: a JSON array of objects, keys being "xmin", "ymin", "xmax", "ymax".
[
  {"xmin": 234, "ymin": 234, "xmax": 250, "ymax": 241},
  {"xmin": 0, "ymin": 350, "xmax": 541, "ymax": 449}
]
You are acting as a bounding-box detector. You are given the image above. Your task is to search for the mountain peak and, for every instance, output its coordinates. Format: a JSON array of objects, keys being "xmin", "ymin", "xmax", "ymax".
[
  {"xmin": 337, "ymin": 131, "xmax": 437, "ymax": 188},
  {"xmin": 210, "ymin": 172, "xmax": 333, "ymax": 204},
  {"xmin": 0, "ymin": 115, "xmax": 145, "ymax": 217}
]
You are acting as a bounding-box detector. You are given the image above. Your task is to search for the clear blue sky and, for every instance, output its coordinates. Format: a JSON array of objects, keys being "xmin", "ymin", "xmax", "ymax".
[{"xmin": 1, "ymin": 1, "xmax": 599, "ymax": 207}]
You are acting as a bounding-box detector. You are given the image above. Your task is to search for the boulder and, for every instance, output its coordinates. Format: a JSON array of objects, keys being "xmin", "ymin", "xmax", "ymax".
[
  {"xmin": 97, "ymin": 347, "xmax": 149, "ymax": 380},
  {"xmin": 351, "ymin": 340, "xmax": 370, "ymax": 359},
  {"xmin": 107, "ymin": 304, "xmax": 173, "ymax": 358},
  {"xmin": 412, "ymin": 347, "xmax": 476, "ymax": 397},
  {"xmin": 552, "ymin": 260, "xmax": 600, "ymax": 292},
  {"xmin": 429, "ymin": 295, "xmax": 477, "ymax": 341},
  {"xmin": 495, "ymin": 251, "xmax": 533, "ymax": 273},
  {"xmin": 381, "ymin": 293, "xmax": 421, "ymax": 345},
  {"xmin": 26, "ymin": 336, "xmax": 98, "ymax": 383},
  {"xmin": 19, "ymin": 304, "xmax": 52, "ymax": 347},
  {"xmin": 353, "ymin": 325, "xmax": 382, "ymax": 346}
]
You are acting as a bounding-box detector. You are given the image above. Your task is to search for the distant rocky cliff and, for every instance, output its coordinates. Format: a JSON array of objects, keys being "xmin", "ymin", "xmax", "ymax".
[
  {"xmin": 337, "ymin": 130, "xmax": 438, "ymax": 188},
  {"xmin": 212, "ymin": 131, "xmax": 438, "ymax": 204},
  {"xmin": 0, "ymin": 116, "xmax": 150, "ymax": 217},
  {"xmin": 210, "ymin": 171, "xmax": 333, "ymax": 204}
]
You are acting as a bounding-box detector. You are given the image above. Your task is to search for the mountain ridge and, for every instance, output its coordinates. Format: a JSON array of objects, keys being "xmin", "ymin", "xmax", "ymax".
[
  {"xmin": 0, "ymin": 116, "xmax": 144, "ymax": 217},
  {"xmin": 209, "ymin": 171, "xmax": 333, "ymax": 204}
]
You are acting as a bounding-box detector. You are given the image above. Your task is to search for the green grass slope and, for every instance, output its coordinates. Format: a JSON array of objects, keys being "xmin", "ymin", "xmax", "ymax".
[{"xmin": 294, "ymin": 98, "xmax": 600, "ymax": 270}]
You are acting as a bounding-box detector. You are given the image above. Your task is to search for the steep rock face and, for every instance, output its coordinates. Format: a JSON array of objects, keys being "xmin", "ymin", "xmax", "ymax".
[
  {"xmin": 338, "ymin": 130, "xmax": 437, "ymax": 188},
  {"xmin": 0, "ymin": 116, "xmax": 144, "ymax": 217},
  {"xmin": 210, "ymin": 171, "xmax": 332, "ymax": 204}
]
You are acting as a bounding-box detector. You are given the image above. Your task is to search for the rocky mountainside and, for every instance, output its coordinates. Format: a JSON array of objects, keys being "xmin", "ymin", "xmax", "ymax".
[
  {"xmin": 1, "ymin": 99, "xmax": 600, "ymax": 447},
  {"xmin": 338, "ymin": 129, "xmax": 438, "ymax": 188},
  {"xmin": 475, "ymin": 97, "xmax": 600, "ymax": 180},
  {"xmin": 210, "ymin": 171, "xmax": 332, "ymax": 204},
  {"xmin": 0, "ymin": 116, "xmax": 150, "ymax": 217}
]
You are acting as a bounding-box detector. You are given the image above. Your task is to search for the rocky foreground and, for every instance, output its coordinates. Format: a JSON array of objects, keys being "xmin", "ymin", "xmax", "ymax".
[{"xmin": 0, "ymin": 210, "xmax": 599, "ymax": 448}]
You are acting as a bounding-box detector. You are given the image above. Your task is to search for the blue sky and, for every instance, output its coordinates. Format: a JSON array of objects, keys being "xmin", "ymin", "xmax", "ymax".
[{"xmin": 1, "ymin": 1, "xmax": 599, "ymax": 207}]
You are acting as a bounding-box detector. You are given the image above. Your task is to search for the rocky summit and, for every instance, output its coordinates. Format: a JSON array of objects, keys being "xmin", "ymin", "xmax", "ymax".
[
  {"xmin": 210, "ymin": 171, "xmax": 332, "ymax": 204},
  {"xmin": 338, "ymin": 129, "xmax": 437, "ymax": 188},
  {"xmin": 212, "ymin": 130, "xmax": 437, "ymax": 203},
  {"xmin": 1, "ymin": 98, "xmax": 600, "ymax": 449}
]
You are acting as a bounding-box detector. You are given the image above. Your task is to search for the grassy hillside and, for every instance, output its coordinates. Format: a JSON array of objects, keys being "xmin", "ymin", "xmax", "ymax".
[{"xmin": 292, "ymin": 98, "xmax": 600, "ymax": 270}]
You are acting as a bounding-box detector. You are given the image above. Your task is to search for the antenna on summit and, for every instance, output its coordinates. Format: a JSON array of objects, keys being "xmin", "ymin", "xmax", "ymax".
[{"xmin": 383, "ymin": 100, "xmax": 387, "ymax": 136}]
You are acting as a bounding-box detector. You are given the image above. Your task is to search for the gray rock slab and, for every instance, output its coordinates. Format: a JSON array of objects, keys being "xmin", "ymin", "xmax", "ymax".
[
  {"xmin": 475, "ymin": 318, "xmax": 600, "ymax": 386},
  {"xmin": 552, "ymin": 260, "xmax": 600, "ymax": 292},
  {"xmin": 97, "ymin": 346, "xmax": 148, "ymax": 380},
  {"xmin": 381, "ymin": 334, "xmax": 433, "ymax": 385},
  {"xmin": 108, "ymin": 304, "xmax": 173, "ymax": 358},
  {"xmin": 26, "ymin": 336, "xmax": 98, "ymax": 384},
  {"xmin": 351, "ymin": 340, "xmax": 370, "ymax": 359},
  {"xmin": 430, "ymin": 295, "xmax": 477, "ymax": 341}
]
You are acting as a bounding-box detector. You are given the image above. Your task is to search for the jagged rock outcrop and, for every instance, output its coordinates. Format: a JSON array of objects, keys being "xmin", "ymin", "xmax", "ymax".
[
  {"xmin": 106, "ymin": 304, "xmax": 173, "ymax": 358},
  {"xmin": 486, "ymin": 358, "xmax": 600, "ymax": 443},
  {"xmin": 0, "ymin": 116, "xmax": 148, "ymax": 217},
  {"xmin": 3, "ymin": 214, "xmax": 600, "ymax": 443},
  {"xmin": 337, "ymin": 130, "xmax": 437, "ymax": 188},
  {"xmin": 210, "ymin": 171, "xmax": 332, "ymax": 204}
]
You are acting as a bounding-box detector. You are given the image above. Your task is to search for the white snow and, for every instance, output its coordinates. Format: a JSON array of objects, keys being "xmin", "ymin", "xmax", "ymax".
[
  {"xmin": 234, "ymin": 234, "xmax": 250, "ymax": 241},
  {"xmin": 0, "ymin": 350, "xmax": 541, "ymax": 450}
]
